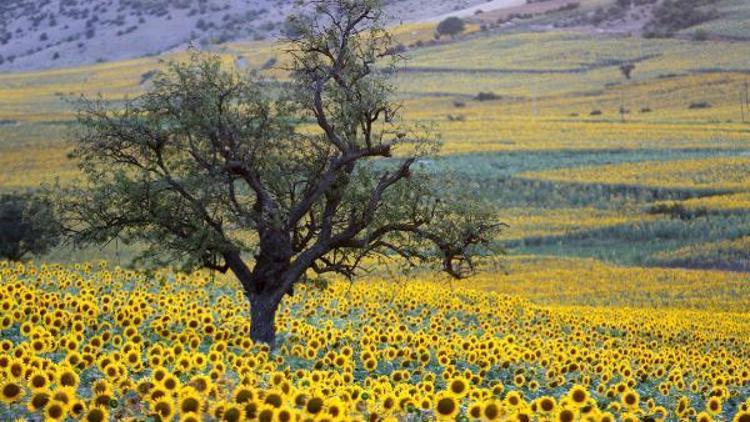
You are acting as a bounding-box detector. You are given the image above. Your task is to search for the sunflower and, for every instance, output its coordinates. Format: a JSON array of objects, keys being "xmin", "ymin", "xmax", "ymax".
[
  {"xmin": 257, "ymin": 405, "xmax": 275, "ymax": 422},
  {"xmin": 178, "ymin": 389, "xmax": 203, "ymax": 414},
  {"xmin": 68, "ymin": 399, "xmax": 86, "ymax": 420},
  {"xmin": 568, "ymin": 385, "xmax": 588, "ymax": 407},
  {"xmin": 483, "ymin": 399, "xmax": 501, "ymax": 420},
  {"xmin": 380, "ymin": 393, "xmax": 397, "ymax": 414},
  {"xmin": 27, "ymin": 389, "xmax": 51, "ymax": 412},
  {"xmin": 0, "ymin": 380, "xmax": 25, "ymax": 404},
  {"xmin": 599, "ymin": 412, "xmax": 616, "ymax": 422},
  {"xmin": 434, "ymin": 393, "xmax": 459, "ymax": 419},
  {"xmin": 327, "ymin": 397, "xmax": 346, "ymax": 417},
  {"xmin": 136, "ymin": 379, "xmax": 154, "ymax": 396},
  {"xmin": 734, "ymin": 411, "xmax": 750, "ymax": 422},
  {"xmin": 263, "ymin": 389, "xmax": 284, "ymax": 408},
  {"xmin": 707, "ymin": 397, "xmax": 723, "ymax": 415},
  {"xmin": 51, "ymin": 386, "xmax": 76, "ymax": 407},
  {"xmin": 180, "ymin": 412, "xmax": 202, "ymax": 422},
  {"xmin": 7, "ymin": 358, "xmax": 25, "ymax": 379},
  {"xmin": 558, "ymin": 408, "xmax": 576, "ymax": 422},
  {"xmin": 92, "ymin": 379, "xmax": 111, "ymax": 396},
  {"xmin": 189, "ymin": 375, "xmax": 212, "ymax": 394},
  {"xmin": 536, "ymin": 396, "xmax": 556, "ymax": 414},
  {"xmin": 243, "ymin": 400, "xmax": 259, "ymax": 420},
  {"xmin": 621, "ymin": 413, "xmax": 640, "ymax": 422},
  {"xmin": 45, "ymin": 400, "xmax": 68, "ymax": 421},
  {"xmin": 468, "ymin": 402, "xmax": 483, "ymax": 419},
  {"xmin": 27, "ymin": 369, "xmax": 49, "ymax": 391},
  {"xmin": 697, "ymin": 411, "xmax": 714, "ymax": 422},
  {"xmin": 514, "ymin": 409, "xmax": 532, "ymax": 422},
  {"xmin": 84, "ymin": 406, "xmax": 110, "ymax": 422},
  {"xmin": 152, "ymin": 366, "xmax": 169, "ymax": 383},
  {"xmin": 621, "ymin": 390, "xmax": 640, "ymax": 410},
  {"xmin": 221, "ymin": 403, "xmax": 245, "ymax": 422},
  {"xmin": 364, "ymin": 358, "xmax": 377, "ymax": 371},
  {"xmin": 93, "ymin": 390, "xmax": 114, "ymax": 408},
  {"xmin": 448, "ymin": 376, "xmax": 469, "ymax": 397},
  {"xmin": 151, "ymin": 397, "xmax": 175, "ymax": 421},
  {"xmin": 234, "ymin": 386, "xmax": 256, "ymax": 404},
  {"xmin": 277, "ymin": 406, "xmax": 294, "ymax": 422},
  {"xmin": 306, "ymin": 396, "xmax": 325, "ymax": 415},
  {"xmin": 159, "ymin": 373, "xmax": 181, "ymax": 393},
  {"xmin": 504, "ymin": 391, "xmax": 524, "ymax": 408}
]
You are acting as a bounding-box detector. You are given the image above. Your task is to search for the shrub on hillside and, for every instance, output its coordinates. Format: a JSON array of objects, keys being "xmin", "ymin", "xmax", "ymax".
[
  {"xmin": 0, "ymin": 192, "xmax": 61, "ymax": 261},
  {"xmin": 689, "ymin": 101, "xmax": 712, "ymax": 109},
  {"xmin": 436, "ymin": 17, "xmax": 465, "ymax": 38},
  {"xmin": 646, "ymin": 202, "xmax": 709, "ymax": 220},
  {"xmin": 692, "ymin": 29, "xmax": 709, "ymax": 41},
  {"xmin": 643, "ymin": 0, "xmax": 719, "ymax": 38},
  {"xmin": 476, "ymin": 92, "xmax": 501, "ymax": 101}
]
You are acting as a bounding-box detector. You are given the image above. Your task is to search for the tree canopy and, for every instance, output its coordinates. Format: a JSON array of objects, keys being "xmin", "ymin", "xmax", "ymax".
[{"xmin": 55, "ymin": 0, "xmax": 502, "ymax": 347}]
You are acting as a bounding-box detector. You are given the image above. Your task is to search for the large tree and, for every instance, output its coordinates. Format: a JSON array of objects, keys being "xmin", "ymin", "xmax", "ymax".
[{"xmin": 56, "ymin": 0, "xmax": 502, "ymax": 347}]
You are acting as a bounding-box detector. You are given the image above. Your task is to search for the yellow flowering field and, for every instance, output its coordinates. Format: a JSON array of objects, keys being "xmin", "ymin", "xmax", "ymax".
[
  {"xmin": 500, "ymin": 208, "xmax": 660, "ymax": 241},
  {"xmin": 0, "ymin": 146, "xmax": 77, "ymax": 190},
  {"xmin": 1, "ymin": 261, "xmax": 750, "ymax": 421},
  {"xmin": 474, "ymin": 255, "xmax": 750, "ymax": 310},
  {"xmin": 521, "ymin": 157, "xmax": 750, "ymax": 193},
  {"xmin": 662, "ymin": 193, "xmax": 750, "ymax": 214}
]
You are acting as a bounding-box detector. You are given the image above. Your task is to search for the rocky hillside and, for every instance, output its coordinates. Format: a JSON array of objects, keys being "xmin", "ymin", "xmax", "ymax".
[{"xmin": 0, "ymin": 0, "xmax": 495, "ymax": 72}]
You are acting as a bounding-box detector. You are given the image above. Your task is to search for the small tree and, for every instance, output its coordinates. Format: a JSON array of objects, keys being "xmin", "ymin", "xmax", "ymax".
[
  {"xmin": 436, "ymin": 16, "xmax": 465, "ymax": 38},
  {"xmin": 619, "ymin": 63, "xmax": 635, "ymax": 80},
  {"xmin": 618, "ymin": 63, "xmax": 636, "ymax": 122},
  {"xmin": 0, "ymin": 192, "xmax": 61, "ymax": 261},
  {"xmin": 55, "ymin": 0, "xmax": 502, "ymax": 347}
]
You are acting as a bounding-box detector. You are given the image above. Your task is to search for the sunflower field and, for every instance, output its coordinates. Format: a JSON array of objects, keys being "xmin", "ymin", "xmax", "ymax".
[{"xmin": 1, "ymin": 261, "xmax": 750, "ymax": 422}]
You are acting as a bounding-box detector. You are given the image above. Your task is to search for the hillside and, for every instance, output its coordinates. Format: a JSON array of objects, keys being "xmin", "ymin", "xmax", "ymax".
[
  {"xmin": 0, "ymin": 0, "xmax": 501, "ymax": 72},
  {"xmin": 3, "ymin": 20, "xmax": 750, "ymax": 272},
  {"xmin": 2, "ymin": 0, "xmax": 747, "ymax": 72}
]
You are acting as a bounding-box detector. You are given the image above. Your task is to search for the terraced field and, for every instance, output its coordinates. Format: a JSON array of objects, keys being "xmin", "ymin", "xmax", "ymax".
[{"xmin": 2, "ymin": 27, "xmax": 750, "ymax": 273}]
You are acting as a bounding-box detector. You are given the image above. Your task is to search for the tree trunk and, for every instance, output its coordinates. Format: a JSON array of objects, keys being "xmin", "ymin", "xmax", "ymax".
[
  {"xmin": 250, "ymin": 293, "xmax": 280, "ymax": 349},
  {"xmin": 225, "ymin": 247, "xmax": 292, "ymax": 349}
]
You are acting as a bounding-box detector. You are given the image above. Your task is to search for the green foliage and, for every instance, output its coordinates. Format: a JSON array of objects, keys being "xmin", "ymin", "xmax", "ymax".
[
  {"xmin": 56, "ymin": 53, "xmax": 294, "ymax": 272},
  {"xmin": 0, "ymin": 192, "xmax": 61, "ymax": 261},
  {"xmin": 643, "ymin": 0, "xmax": 719, "ymax": 38},
  {"xmin": 436, "ymin": 17, "xmax": 465, "ymax": 38}
]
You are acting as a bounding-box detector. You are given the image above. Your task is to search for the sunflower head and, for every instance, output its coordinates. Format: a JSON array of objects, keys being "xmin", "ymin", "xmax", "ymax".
[
  {"xmin": 44, "ymin": 400, "xmax": 68, "ymax": 421},
  {"xmin": 151, "ymin": 397, "xmax": 175, "ymax": 421},
  {"xmin": 84, "ymin": 406, "xmax": 109, "ymax": 422},
  {"xmin": 434, "ymin": 393, "xmax": 459, "ymax": 418},
  {"xmin": 27, "ymin": 389, "xmax": 51, "ymax": 412},
  {"xmin": 56, "ymin": 366, "xmax": 80, "ymax": 388},
  {"xmin": 0, "ymin": 380, "xmax": 25, "ymax": 404},
  {"xmin": 27, "ymin": 369, "xmax": 49, "ymax": 391}
]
